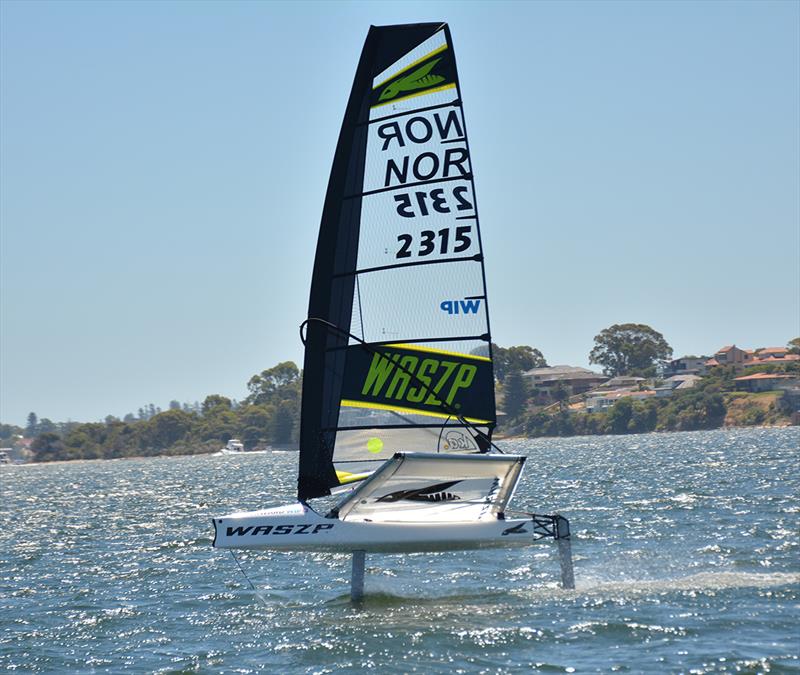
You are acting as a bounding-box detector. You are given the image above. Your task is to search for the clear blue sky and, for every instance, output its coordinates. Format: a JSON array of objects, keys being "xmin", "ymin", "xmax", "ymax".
[{"xmin": 1, "ymin": 0, "xmax": 798, "ymax": 426}]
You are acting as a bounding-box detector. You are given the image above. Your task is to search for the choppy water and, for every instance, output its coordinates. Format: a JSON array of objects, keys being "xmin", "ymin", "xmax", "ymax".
[{"xmin": 1, "ymin": 428, "xmax": 798, "ymax": 673}]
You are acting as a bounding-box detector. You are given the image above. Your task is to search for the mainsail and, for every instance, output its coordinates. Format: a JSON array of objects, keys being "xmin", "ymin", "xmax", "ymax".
[{"xmin": 299, "ymin": 23, "xmax": 496, "ymax": 501}]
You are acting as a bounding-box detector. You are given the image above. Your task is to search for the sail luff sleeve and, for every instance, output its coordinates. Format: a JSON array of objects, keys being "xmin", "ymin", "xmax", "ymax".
[{"xmin": 299, "ymin": 24, "xmax": 447, "ymax": 502}]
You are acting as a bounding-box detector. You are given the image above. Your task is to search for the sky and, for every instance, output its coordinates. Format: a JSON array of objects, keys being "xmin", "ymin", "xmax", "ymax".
[{"xmin": 1, "ymin": 0, "xmax": 798, "ymax": 427}]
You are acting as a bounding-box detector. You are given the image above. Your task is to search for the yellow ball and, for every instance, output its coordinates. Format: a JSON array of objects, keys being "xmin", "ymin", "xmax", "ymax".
[{"xmin": 367, "ymin": 437, "xmax": 384, "ymax": 454}]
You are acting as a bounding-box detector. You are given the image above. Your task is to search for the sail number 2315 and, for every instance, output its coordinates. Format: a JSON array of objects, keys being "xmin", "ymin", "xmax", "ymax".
[
  {"xmin": 393, "ymin": 186, "xmax": 473, "ymax": 218},
  {"xmin": 396, "ymin": 226, "xmax": 472, "ymax": 259}
]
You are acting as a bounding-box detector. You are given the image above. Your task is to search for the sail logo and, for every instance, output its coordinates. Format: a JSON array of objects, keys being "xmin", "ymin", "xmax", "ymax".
[
  {"xmin": 341, "ymin": 344, "xmax": 494, "ymax": 424},
  {"xmin": 376, "ymin": 480, "xmax": 463, "ymax": 503},
  {"xmin": 440, "ymin": 299, "xmax": 481, "ymax": 315},
  {"xmin": 361, "ymin": 351, "xmax": 477, "ymax": 408},
  {"xmin": 443, "ymin": 430, "xmax": 474, "ymax": 450},
  {"xmin": 379, "ymin": 58, "xmax": 445, "ymax": 102},
  {"xmin": 224, "ymin": 523, "xmax": 335, "ymax": 537}
]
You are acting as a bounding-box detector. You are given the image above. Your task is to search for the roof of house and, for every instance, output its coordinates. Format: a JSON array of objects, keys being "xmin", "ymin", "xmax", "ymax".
[
  {"xmin": 523, "ymin": 365, "xmax": 607, "ymax": 381},
  {"xmin": 605, "ymin": 376, "xmax": 646, "ymax": 386},
  {"xmin": 757, "ymin": 347, "xmax": 788, "ymax": 355},
  {"xmin": 588, "ymin": 389, "xmax": 657, "ymax": 401},
  {"xmin": 663, "ymin": 374, "xmax": 702, "ymax": 388},
  {"xmin": 734, "ymin": 373, "xmax": 796, "ymax": 382},
  {"xmin": 753, "ymin": 355, "xmax": 800, "ymax": 363}
]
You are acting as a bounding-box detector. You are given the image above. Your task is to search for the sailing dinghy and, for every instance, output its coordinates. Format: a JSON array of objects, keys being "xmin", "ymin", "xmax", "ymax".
[{"xmin": 212, "ymin": 22, "xmax": 574, "ymax": 600}]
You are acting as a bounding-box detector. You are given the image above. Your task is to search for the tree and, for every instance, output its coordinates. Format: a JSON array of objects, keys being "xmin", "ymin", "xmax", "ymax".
[
  {"xmin": 589, "ymin": 323, "xmax": 673, "ymax": 377},
  {"xmin": 31, "ymin": 432, "xmax": 65, "ymax": 461},
  {"xmin": 502, "ymin": 369, "xmax": 529, "ymax": 418},
  {"xmin": 271, "ymin": 401, "xmax": 295, "ymax": 444},
  {"xmin": 37, "ymin": 418, "xmax": 57, "ymax": 434},
  {"xmin": 492, "ymin": 344, "xmax": 547, "ymax": 382},
  {"xmin": 0, "ymin": 423, "xmax": 22, "ymax": 441},
  {"xmin": 202, "ymin": 395, "xmax": 232, "ymax": 415},
  {"xmin": 607, "ymin": 397, "xmax": 634, "ymax": 434},
  {"xmin": 247, "ymin": 361, "xmax": 301, "ymax": 406},
  {"xmin": 551, "ymin": 383, "xmax": 569, "ymax": 410},
  {"xmin": 143, "ymin": 409, "xmax": 194, "ymax": 450},
  {"xmin": 788, "ymin": 338, "xmax": 800, "ymax": 355},
  {"xmin": 26, "ymin": 412, "xmax": 38, "ymax": 437}
]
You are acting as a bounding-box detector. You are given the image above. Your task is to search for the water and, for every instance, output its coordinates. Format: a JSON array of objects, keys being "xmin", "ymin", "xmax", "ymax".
[{"xmin": 1, "ymin": 428, "xmax": 798, "ymax": 673}]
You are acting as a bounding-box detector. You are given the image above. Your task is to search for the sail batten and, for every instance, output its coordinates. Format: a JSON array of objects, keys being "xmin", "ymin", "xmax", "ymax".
[{"xmin": 299, "ymin": 23, "xmax": 496, "ymax": 502}]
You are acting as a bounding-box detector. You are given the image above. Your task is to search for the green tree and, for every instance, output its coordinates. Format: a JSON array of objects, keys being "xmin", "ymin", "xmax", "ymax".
[
  {"xmin": 788, "ymin": 338, "xmax": 800, "ymax": 355},
  {"xmin": 492, "ymin": 344, "xmax": 547, "ymax": 382},
  {"xmin": 271, "ymin": 401, "xmax": 295, "ymax": 444},
  {"xmin": 26, "ymin": 412, "xmax": 38, "ymax": 437},
  {"xmin": 37, "ymin": 418, "xmax": 57, "ymax": 434},
  {"xmin": 31, "ymin": 432, "xmax": 65, "ymax": 461},
  {"xmin": 247, "ymin": 361, "xmax": 301, "ymax": 406},
  {"xmin": 502, "ymin": 369, "xmax": 529, "ymax": 418},
  {"xmin": 143, "ymin": 409, "xmax": 194, "ymax": 450},
  {"xmin": 607, "ymin": 397, "xmax": 634, "ymax": 434},
  {"xmin": 589, "ymin": 323, "xmax": 673, "ymax": 377},
  {"xmin": 551, "ymin": 383, "xmax": 569, "ymax": 410},
  {"xmin": 0, "ymin": 423, "xmax": 22, "ymax": 441},
  {"xmin": 202, "ymin": 395, "xmax": 232, "ymax": 415}
]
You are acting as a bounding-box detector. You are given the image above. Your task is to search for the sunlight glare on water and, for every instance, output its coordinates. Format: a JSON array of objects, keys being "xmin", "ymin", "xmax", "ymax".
[{"xmin": 1, "ymin": 428, "xmax": 798, "ymax": 673}]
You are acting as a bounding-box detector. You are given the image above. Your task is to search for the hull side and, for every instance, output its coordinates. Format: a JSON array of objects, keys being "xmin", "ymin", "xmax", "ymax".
[{"xmin": 212, "ymin": 503, "xmax": 544, "ymax": 554}]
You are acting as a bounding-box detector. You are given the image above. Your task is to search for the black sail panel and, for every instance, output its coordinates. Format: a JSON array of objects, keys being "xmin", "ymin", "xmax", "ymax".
[{"xmin": 299, "ymin": 23, "xmax": 495, "ymax": 501}]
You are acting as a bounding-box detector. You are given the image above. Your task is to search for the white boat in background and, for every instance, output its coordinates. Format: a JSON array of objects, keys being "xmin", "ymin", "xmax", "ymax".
[
  {"xmin": 219, "ymin": 439, "xmax": 244, "ymax": 454},
  {"xmin": 212, "ymin": 22, "xmax": 574, "ymax": 601}
]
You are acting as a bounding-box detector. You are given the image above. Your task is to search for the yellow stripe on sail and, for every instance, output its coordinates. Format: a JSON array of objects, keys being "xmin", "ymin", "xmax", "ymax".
[
  {"xmin": 370, "ymin": 83, "xmax": 457, "ymax": 110},
  {"xmin": 340, "ymin": 399, "xmax": 492, "ymax": 425},
  {"xmin": 372, "ymin": 43, "xmax": 449, "ymax": 90},
  {"xmin": 384, "ymin": 343, "xmax": 491, "ymax": 362}
]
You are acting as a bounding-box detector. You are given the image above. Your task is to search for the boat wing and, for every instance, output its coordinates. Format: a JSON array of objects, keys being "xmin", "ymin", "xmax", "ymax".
[{"xmin": 334, "ymin": 452, "xmax": 525, "ymax": 523}]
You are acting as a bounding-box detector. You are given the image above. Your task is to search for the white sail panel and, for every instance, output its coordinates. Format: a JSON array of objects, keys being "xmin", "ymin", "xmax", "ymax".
[
  {"xmin": 363, "ymin": 108, "xmax": 469, "ymax": 194},
  {"xmin": 356, "ymin": 180, "xmax": 478, "ymax": 270},
  {"xmin": 369, "ymin": 87, "xmax": 459, "ymax": 122},
  {"xmin": 351, "ymin": 262, "xmax": 487, "ymax": 344}
]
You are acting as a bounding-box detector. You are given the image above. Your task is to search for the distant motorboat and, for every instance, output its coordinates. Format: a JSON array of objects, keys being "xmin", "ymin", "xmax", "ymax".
[{"xmin": 219, "ymin": 439, "xmax": 245, "ymax": 455}]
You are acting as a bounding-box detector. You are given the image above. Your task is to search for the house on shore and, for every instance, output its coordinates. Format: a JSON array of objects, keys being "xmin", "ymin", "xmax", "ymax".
[
  {"xmin": 664, "ymin": 356, "xmax": 709, "ymax": 377},
  {"xmin": 706, "ymin": 344, "xmax": 799, "ymax": 370},
  {"xmin": 523, "ymin": 365, "xmax": 608, "ymax": 398},
  {"xmin": 705, "ymin": 345, "xmax": 755, "ymax": 369},
  {"xmin": 585, "ymin": 389, "xmax": 658, "ymax": 413},
  {"xmin": 655, "ymin": 374, "xmax": 701, "ymax": 397},
  {"xmin": 733, "ymin": 372, "xmax": 799, "ymax": 393},
  {"xmin": 600, "ymin": 376, "xmax": 647, "ymax": 390}
]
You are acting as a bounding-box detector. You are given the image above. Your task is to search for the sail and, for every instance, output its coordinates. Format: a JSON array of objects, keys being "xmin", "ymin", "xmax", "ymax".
[{"xmin": 299, "ymin": 23, "xmax": 496, "ymax": 501}]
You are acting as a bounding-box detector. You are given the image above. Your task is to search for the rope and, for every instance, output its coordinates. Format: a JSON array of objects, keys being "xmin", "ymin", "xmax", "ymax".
[{"xmin": 229, "ymin": 550, "xmax": 270, "ymax": 608}]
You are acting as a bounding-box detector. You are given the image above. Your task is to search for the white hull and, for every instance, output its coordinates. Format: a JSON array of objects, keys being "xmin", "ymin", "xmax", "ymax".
[{"xmin": 213, "ymin": 502, "xmax": 547, "ymax": 554}]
